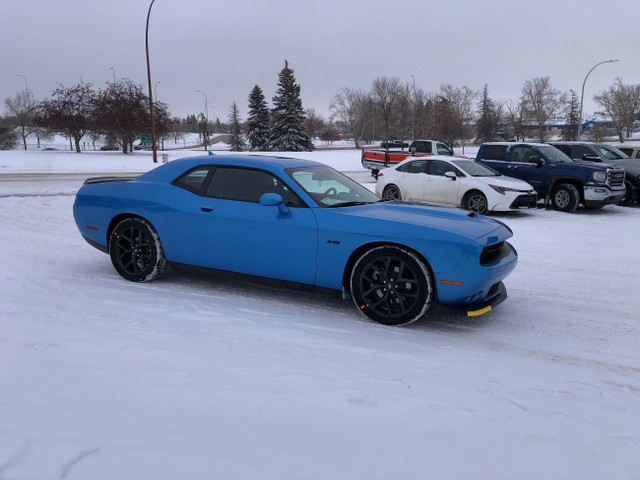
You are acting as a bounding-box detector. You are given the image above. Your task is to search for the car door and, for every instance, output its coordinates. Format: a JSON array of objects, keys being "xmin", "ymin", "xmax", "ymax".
[
  {"xmin": 423, "ymin": 160, "xmax": 460, "ymax": 206},
  {"xmin": 192, "ymin": 166, "xmax": 318, "ymax": 284},
  {"xmin": 501, "ymin": 145, "xmax": 547, "ymax": 189},
  {"xmin": 394, "ymin": 160, "xmax": 429, "ymax": 201}
]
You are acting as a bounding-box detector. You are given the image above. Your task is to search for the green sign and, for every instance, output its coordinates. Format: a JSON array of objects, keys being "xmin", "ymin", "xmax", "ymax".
[{"xmin": 140, "ymin": 137, "xmax": 153, "ymax": 144}]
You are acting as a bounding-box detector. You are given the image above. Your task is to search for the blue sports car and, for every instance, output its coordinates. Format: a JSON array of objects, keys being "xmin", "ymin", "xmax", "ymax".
[{"xmin": 73, "ymin": 155, "xmax": 517, "ymax": 326}]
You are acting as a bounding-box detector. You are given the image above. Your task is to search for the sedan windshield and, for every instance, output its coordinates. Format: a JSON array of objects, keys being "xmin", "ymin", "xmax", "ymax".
[
  {"xmin": 287, "ymin": 166, "xmax": 381, "ymax": 207},
  {"xmin": 452, "ymin": 160, "xmax": 500, "ymax": 177}
]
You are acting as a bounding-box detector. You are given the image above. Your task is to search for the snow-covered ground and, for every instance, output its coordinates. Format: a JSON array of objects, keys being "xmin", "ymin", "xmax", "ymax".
[{"xmin": 1, "ymin": 149, "xmax": 639, "ymax": 480}]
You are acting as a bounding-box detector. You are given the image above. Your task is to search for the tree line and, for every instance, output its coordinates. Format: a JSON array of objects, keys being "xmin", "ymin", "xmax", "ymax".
[
  {"xmin": 2, "ymin": 66, "xmax": 639, "ymax": 154},
  {"xmin": 0, "ymin": 60, "xmax": 314, "ymax": 154},
  {"xmin": 330, "ymin": 76, "xmax": 640, "ymax": 148}
]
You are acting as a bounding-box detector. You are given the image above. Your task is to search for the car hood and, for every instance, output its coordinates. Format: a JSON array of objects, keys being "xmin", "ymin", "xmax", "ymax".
[
  {"xmin": 337, "ymin": 201, "xmax": 506, "ymax": 239},
  {"xmin": 475, "ymin": 175, "xmax": 534, "ymax": 190}
]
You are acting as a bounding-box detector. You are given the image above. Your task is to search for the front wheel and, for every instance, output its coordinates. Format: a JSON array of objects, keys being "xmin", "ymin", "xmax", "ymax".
[
  {"xmin": 109, "ymin": 218, "xmax": 167, "ymax": 282},
  {"xmin": 349, "ymin": 246, "xmax": 433, "ymax": 326},
  {"xmin": 551, "ymin": 183, "xmax": 580, "ymax": 213},
  {"xmin": 463, "ymin": 191, "xmax": 488, "ymax": 214},
  {"xmin": 618, "ymin": 179, "xmax": 638, "ymax": 207}
]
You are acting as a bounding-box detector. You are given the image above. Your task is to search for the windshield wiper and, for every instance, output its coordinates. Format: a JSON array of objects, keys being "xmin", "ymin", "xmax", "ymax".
[{"xmin": 327, "ymin": 201, "xmax": 374, "ymax": 208}]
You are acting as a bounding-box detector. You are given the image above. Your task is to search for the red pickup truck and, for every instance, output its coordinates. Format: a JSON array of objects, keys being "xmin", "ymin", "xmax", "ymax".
[{"xmin": 361, "ymin": 140, "xmax": 455, "ymax": 177}]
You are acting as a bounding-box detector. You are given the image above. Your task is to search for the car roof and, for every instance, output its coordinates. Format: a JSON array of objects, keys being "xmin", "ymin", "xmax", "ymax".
[{"xmin": 139, "ymin": 154, "xmax": 323, "ymax": 182}]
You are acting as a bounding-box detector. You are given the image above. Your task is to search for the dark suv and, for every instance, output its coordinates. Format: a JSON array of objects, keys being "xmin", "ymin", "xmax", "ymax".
[
  {"xmin": 476, "ymin": 142, "xmax": 625, "ymax": 212},
  {"xmin": 549, "ymin": 142, "xmax": 640, "ymax": 206}
]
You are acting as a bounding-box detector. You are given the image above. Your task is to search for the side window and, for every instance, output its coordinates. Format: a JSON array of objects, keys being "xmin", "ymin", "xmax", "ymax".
[
  {"xmin": 481, "ymin": 145, "xmax": 507, "ymax": 161},
  {"xmin": 436, "ymin": 143, "xmax": 453, "ymax": 155},
  {"xmin": 206, "ymin": 167, "xmax": 301, "ymax": 206},
  {"xmin": 173, "ymin": 167, "xmax": 212, "ymax": 195},
  {"xmin": 428, "ymin": 160, "xmax": 456, "ymax": 176},
  {"xmin": 413, "ymin": 141, "xmax": 432, "ymax": 154},
  {"xmin": 512, "ymin": 146, "xmax": 538, "ymax": 163},
  {"xmin": 572, "ymin": 145, "xmax": 593, "ymax": 160}
]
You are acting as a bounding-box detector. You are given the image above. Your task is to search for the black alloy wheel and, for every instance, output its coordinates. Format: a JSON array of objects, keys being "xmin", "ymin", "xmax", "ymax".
[
  {"xmin": 350, "ymin": 246, "xmax": 433, "ymax": 326},
  {"xmin": 109, "ymin": 218, "xmax": 167, "ymax": 282}
]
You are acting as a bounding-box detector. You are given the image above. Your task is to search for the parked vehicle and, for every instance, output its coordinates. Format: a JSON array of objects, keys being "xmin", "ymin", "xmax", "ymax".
[
  {"xmin": 549, "ymin": 141, "xmax": 640, "ymax": 206},
  {"xmin": 612, "ymin": 144, "xmax": 640, "ymax": 159},
  {"xmin": 475, "ymin": 142, "xmax": 625, "ymax": 212},
  {"xmin": 375, "ymin": 156, "xmax": 537, "ymax": 214},
  {"xmin": 361, "ymin": 139, "xmax": 454, "ymax": 177},
  {"xmin": 100, "ymin": 144, "xmax": 119, "ymax": 151},
  {"xmin": 73, "ymin": 155, "xmax": 517, "ymax": 326}
]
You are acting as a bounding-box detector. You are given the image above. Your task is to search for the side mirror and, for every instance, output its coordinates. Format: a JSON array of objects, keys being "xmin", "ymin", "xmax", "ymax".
[
  {"xmin": 530, "ymin": 156, "xmax": 544, "ymax": 167},
  {"xmin": 582, "ymin": 154, "xmax": 601, "ymax": 162},
  {"xmin": 444, "ymin": 171, "xmax": 457, "ymax": 180},
  {"xmin": 260, "ymin": 193, "xmax": 290, "ymax": 214}
]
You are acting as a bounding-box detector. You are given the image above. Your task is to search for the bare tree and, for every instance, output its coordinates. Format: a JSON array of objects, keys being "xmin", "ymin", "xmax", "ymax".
[
  {"xmin": 521, "ymin": 76, "xmax": 566, "ymax": 142},
  {"xmin": 330, "ymin": 87, "xmax": 370, "ymax": 147},
  {"xmin": 594, "ymin": 78, "xmax": 640, "ymax": 142},
  {"xmin": 4, "ymin": 89, "xmax": 38, "ymax": 150},
  {"xmin": 303, "ymin": 108, "xmax": 326, "ymax": 140},
  {"xmin": 371, "ymin": 77, "xmax": 402, "ymax": 149},
  {"xmin": 34, "ymin": 83, "xmax": 96, "ymax": 153},
  {"xmin": 503, "ymin": 99, "xmax": 526, "ymax": 141}
]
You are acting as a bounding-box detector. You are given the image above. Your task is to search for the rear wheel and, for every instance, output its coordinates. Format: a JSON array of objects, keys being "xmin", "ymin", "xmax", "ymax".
[
  {"xmin": 463, "ymin": 191, "xmax": 488, "ymax": 214},
  {"xmin": 618, "ymin": 179, "xmax": 637, "ymax": 207},
  {"xmin": 551, "ymin": 183, "xmax": 580, "ymax": 213},
  {"xmin": 109, "ymin": 218, "xmax": 167, "ymax": 282},
  {"xmin": 349, "ymin": 246, "xmax": 433, "ymax": 326},
  {"xmin": 382, "ymin": 184, "xmax": 402, "ymax": 200}
]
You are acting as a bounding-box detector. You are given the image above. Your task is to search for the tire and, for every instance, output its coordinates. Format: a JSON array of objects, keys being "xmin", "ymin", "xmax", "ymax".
[
  {"xmin": 463, "ymin": 190, "xmax": 488, "ymax": 214},
  {"xmin": 349, "ymin": 246, "xmax": 433, "ymax": 326},
  {"xmin": 109, "ymin": 218, "xmax": 167, "ymax": 282},
  {"xmin": 618, "ymin": 179, "xmax": 638, "ymax": 207},
  {"xmin": 382, "ymin": 184, "xmax": 402, "ymax": 200},
  {"xmin": 551, "ymin": 183, "xmax": 580, "ymax": 213}
]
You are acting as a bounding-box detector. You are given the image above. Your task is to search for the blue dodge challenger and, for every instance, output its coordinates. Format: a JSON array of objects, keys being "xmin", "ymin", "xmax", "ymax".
[{"xmin": 73, "ymin": 155, "xmax": 518, "ymax": 326}]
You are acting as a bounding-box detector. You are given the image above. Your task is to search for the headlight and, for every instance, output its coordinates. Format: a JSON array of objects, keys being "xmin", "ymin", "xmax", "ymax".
[
  {"xmin": 489, "ymin": 184, "xmax": 520, "ymax": 195},
  {"xmin": 592, "ymin": 171, "xmax": 607, "ymax": 182}
]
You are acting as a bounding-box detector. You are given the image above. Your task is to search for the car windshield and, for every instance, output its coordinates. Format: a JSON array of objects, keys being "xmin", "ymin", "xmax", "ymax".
[
  {"xmin": 451, "ymin": 159, "xmax": 500, "ymax": 177},
  {"xmin": 286, "ymin": 166, "xmax": 381, "ymax": 207},
  {"xmin": 597, "ymin": 145, "xmax": 629, "ymax": 160},
  {"xmin": 538, "ymin": 145, "xmax": 571, "ymax": 164}
]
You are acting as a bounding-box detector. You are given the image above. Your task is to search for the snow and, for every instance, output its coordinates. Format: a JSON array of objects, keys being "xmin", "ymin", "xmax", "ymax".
[{"xmin": 1, "ymin": 149, "xmax": 639, "ymax": 480}]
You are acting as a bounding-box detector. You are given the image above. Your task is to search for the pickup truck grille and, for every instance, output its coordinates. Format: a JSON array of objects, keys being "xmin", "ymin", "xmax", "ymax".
[{"xmin": 608, "ymin": 169, "xmax": 625, "ymax": 188}]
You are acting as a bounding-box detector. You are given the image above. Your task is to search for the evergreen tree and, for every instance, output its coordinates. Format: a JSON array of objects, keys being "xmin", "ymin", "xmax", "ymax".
[
  {"xmin": 246, "ymin": 85, "xmax": 271, "ymax": 151},
  {"xmin": 561, "ymin": 89, "xmax": 580, "ymax": 141},
  {"xmin": 475, "ymin": 84, "xmax": 500, "ymax": 144},
  {"xmin": 228, "ymin": 102, "xmax": 246, "ymax": 152},
  {"xmin": 270, "ymin": 60, "xmax": 314, "ymax": 151}
]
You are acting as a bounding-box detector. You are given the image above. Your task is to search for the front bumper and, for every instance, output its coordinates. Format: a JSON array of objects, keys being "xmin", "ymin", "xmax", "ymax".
[
  {"xmin": 435, "ymin": 281, "xmax": 508, "ymax": 316},
  {"xmin": 583, "ymin": 185, "xmax": 625, "ymax": 207}
]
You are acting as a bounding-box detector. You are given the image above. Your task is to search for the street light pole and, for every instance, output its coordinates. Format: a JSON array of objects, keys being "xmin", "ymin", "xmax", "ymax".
[
  {"xmin": 577, "ymin": 59, "xmax": 618, "ymax": 141},
  {"xmin": 155, "ymin": 81, "xmax": 161, "ymax": 101},
  {"xmin": 196, "ymin": 90, "xmax": 209, "ymax": 151},
  {"xmin": 110, "ymin": 67, "xmax": 116, "ymax": 83},
  {"xmin": 410, "ymin": 74, "xmax": 416, "ymax": 142},
  {"xmin": 16, "ymin": 74, "xmax": 32, "ymax": 101},
  {"xmin": 145, "ymin": 0, "xmax": 158, "ymax": 162}
]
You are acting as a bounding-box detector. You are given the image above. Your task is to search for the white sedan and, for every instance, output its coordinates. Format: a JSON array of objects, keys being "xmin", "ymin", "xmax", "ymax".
[{"xmin": 375, "ymin": 156, "xmax": 538, "ymax": 214}]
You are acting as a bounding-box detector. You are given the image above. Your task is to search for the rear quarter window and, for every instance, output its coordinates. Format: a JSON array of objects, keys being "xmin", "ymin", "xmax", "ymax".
[{"xmin": 480, "ymin": 145, "xmax": 507, "ymax": 161}]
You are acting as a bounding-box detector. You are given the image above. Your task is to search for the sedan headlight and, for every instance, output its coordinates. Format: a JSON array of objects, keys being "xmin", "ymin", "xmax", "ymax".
[
  {"xmin": 592, "ymin": 171, "xmax": 607, "ymax": 182},
  {"xmin": 489, "ymin": 184, "xmax": 521, "ymax": 195}
]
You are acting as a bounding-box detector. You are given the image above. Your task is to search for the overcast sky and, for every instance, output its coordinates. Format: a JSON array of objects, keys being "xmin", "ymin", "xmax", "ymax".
[{"xmin": 2, "ymin": 0, "xmax": 639, "ymax": 123}]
